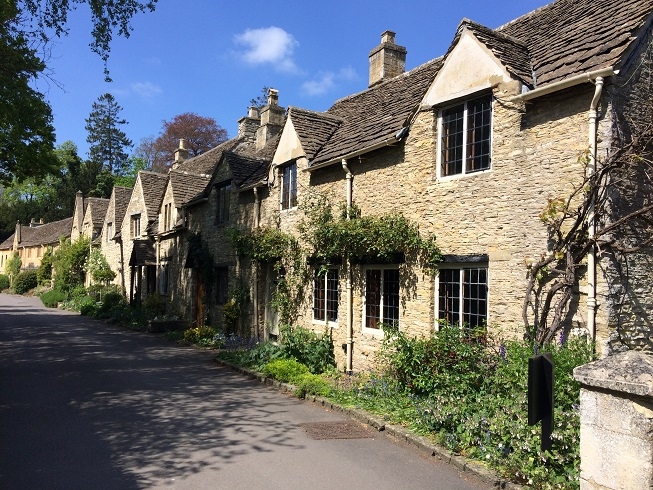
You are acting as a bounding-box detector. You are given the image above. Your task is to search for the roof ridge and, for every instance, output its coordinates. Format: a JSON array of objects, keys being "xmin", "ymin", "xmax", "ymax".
[
  {"xmin": 459, "ymin": 18, "xmax": 529, "ymax": 48},
  {"xmin": 330, "ymin": 57, "xmax": 442, "ymax": 107}
]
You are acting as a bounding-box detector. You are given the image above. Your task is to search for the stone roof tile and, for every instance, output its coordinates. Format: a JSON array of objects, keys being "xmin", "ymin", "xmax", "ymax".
[
  {"xmin": 9, "ymin": 217, "xmax": 74, "ymax": 249},
  {"xmin": 498, "ymin": 0, "xmax": 653, "ymax": 86},
  {"xmin": 138, "ymin": 171, "xmax": 168, "ymax": 220},
  {"xmin": 288, "ymin": 108, "xmax": 342, "ymax": 160},
  {"xmin": 112, "ymin": 186, "xmax": 133, "ymax": 230},
  {"xmin": 309, "ymin": 58, "xmax": 441, "ymax": 166}
]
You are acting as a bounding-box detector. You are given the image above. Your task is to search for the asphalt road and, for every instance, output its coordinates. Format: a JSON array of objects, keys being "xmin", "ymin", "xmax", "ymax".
[{"xmin": 0, "ymin": 293, "xmax": 490, "ymax": 489}]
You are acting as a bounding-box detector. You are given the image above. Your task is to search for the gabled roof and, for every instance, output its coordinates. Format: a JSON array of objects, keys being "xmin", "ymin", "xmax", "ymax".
[
  {"xmin": 287, "ymin": 107, "xmax": 342, "ymax": 160},
  {"xmin": 457, "ymin": 19, "xmax": 532, "ymax": 86},
  {"xmin": 85, "ymin": 197, "xmax": 110, "ymax": 227},
  {"xmin": 309, "ymin": 58, "xmax": 441, "ymax": 167},
  {"xmin": 112, "ymin": 186, "xmax": 132, "ymax": 230},
  {"xmin": 1, "ymin": 217, "xmax": 74, "ymax": 250},
  {"xmin": 173, "ymin": 137, "xmax": 244, "ymax": 176},
  {"xmin": 168, "ymin": 170, "xmax": 212, "ymax": 207},
  {"xmin": 223, "ymin": 153, "xmax": 269, "ymax": 190},
  {"xmin": 498, "ymin": 0, "xmax": 653, "ymax": 87},
  {"xmin": 138, "ymin": 171, "xmax": 168, "ymax": 221}
]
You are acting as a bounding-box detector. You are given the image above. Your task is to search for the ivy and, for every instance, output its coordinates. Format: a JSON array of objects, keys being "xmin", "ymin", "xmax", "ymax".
[{"xmin": 299, "ymin": 192, "xmax": 441, "ymax": 274}]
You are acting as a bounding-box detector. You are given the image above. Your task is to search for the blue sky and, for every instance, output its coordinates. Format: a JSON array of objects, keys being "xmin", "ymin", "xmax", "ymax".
[{"xmin": 40, "ymin": 0, "xmax": 551, "ymax": 158}]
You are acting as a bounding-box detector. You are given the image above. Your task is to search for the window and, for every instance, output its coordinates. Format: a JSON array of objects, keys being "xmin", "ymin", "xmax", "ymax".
[
  {"xmin": 313, "ymin": 268, "xmax": 339, "ymax": 324},
  {"xmin": 364, "ymin": 267, "xmax": 399, "ymax": 331},
  {"xmin": 281, "ymin": 163, "xmax": 297, "ymax": 210},
  {"xmin": 437, "ymin": 266, "xmax": 488, "ymax": 328},
  {"xmin": 215, "ymin": 266, "xmax": 229, "ymax": 304},
  {"xmin": 215, "ymin": 182, "xmax": 231, "ymax": 224},
  {"xmin": 131, "ymin": 214, "xmax": 141, "ymax": 238},
  {"xmin": 163, "ymin": 203, "xmax": 172, "ymax": 231},
  {"xmin": 439, "ymin": 95, "xmax": 492, "ymax": 178},
  {"xmin": 159, "ymin": 262, "xmax": 169, "ymax": 294},
  {"xmin": 107, "ymin": 222, "xmax": 113, "ymax": 242}
]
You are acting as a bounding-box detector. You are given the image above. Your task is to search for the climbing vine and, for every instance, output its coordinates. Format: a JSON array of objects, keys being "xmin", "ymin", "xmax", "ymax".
[{"xmin": 229, "ymin": 191, "xmax": 442, "ymax": 325}]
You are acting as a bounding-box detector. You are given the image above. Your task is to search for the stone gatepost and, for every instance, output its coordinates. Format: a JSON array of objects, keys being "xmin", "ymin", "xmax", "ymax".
[{"xmin": 573, "ymin": 351, "xmax": 653, "ymax": 489}]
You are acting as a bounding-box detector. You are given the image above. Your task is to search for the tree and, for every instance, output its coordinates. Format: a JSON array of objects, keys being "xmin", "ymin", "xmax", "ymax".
[
  {"xmin": 1, "ymin": 1, "xmax": 157, "ymax": 183},
  {"xmin": 0, "ymin": 2, "xmax": 58, "ymax": 184},
  {"xmin": 114, "ymin": 156, "xmax": 148, "ymax": 188},
  {"xmin": 6, "ymin": 252, "xmax": 21, "ymax": 286},
  {"xmin": 249, "ymin": 86, "xmax": 271, "ymax": 113},
  {"xmin": 85, "ymin": 93, "xmax": 133, "ymax": 174},
  {"xmin": 133, "ymin": 136, "xmax": 159, "ymax": 170},
  {"xmin": 150, "ymin": 113, "xmax": 228, "ymax": 171},
  {"xmin": 524, "ymin": 99, "xmax": 653, "ymax": 346}
]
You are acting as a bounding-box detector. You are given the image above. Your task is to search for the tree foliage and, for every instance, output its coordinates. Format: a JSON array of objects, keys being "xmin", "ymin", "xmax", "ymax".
[
  {"xmin": 0, "ymin": 2, "xmax": 58, "ymax": 184},
  {"xmin": 1, "ymin": 1, "xmax": 157, "ymax": 183},
  {"xmin": 85, "ymin": 93, "xmax": 133, "ymax": 174},
  {"xmin": 149, "ymin": 113, "xmax": 228, "ymax": 171},
  {"xmin": 52, "ymin": 236, "xmax": 90, "ymax": 292}
]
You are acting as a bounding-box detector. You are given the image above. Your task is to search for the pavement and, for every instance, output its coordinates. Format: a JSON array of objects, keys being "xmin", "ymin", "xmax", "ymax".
[{"xmin": 0, "ymin": 293, "xmax": 501, "ymax": 489}]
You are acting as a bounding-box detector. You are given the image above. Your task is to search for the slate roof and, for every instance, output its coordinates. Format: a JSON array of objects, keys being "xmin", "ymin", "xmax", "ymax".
[
  {"xmin": 223, "ymin": 153, "xmax": 270, "ymax": 190},
  {"xmin": 129, "ymin": 240, "xmax": 156, "ymax": 266},
  {"xmin": 138, "ymin": 171, "xmax": 168, "ymax": 221},
  {"xmin": 1, "ymin": 217, "xmax": 74, "ymax": 250},
  {"xmin": 168, "ymin": 170, "xmax": 212, "ymax": 207},
  {"xmin": 287, "ymin": 107, "xmax": 342, "ymax": 160},
  {"xmin": 112, "ymin": 186, "xmax": 132, "ymax": 230},
  {"xmin": 309, "ymin": 58, "xmax": 441, "ymax": 167},
  {"xmin": 498, "ymin": 0, "xmax": 653, "ymax": 86},
  {"xmin": 173, "ymin": 137, "xmax": 244, "ymax": 176},
  {"xmin": 85, "ymin": 197, "xmax": 110, "ymax": 227}
]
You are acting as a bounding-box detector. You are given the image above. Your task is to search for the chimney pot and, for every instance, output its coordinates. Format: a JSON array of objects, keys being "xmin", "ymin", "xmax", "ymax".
[{"xmin": 174, "ymin": 138, "xmax": 189, "ymax": 164}]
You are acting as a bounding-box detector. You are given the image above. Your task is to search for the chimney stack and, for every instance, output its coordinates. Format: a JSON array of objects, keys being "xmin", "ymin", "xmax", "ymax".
[
  {"xmin": 174, "ymin": 139, "xmax": 189, "ymax": 164},
  {"xmin": 238, "ymin": 106, "xmax": 261, "ymax": 140},
  {"xmin": 256, "ymin": 88, "xmax": 285, "ymax": 151},
  {"xmin": 369, "ymin": 30, "xmax": 406, "ymax": 87}
]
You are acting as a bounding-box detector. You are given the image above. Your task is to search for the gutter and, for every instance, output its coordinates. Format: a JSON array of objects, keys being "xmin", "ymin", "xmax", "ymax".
[
  {"xmin": 342, "ymin": 159, "xmax": 354, "ymax": 374},
  {"xmin": 306, "ymin": 135, "xmax": 401, "ymax": 172},
  {"xmin": 512, "ymin": 67, "xmax": 618, "ymax": 102},
  {"xmin": 587, "ymin": 77, "xmax": 605, "ymax": 342}
]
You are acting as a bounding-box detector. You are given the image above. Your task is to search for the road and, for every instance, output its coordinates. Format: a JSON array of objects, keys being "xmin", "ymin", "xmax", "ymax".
[{"xmin": 0, "ymin": 293, "xmax": 490, "ymax": 489}]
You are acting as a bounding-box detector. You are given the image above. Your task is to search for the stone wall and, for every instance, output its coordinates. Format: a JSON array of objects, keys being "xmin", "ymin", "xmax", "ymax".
[{"xmin": 574, "ymin": 351, "xmax": 653, "ymax": 489}]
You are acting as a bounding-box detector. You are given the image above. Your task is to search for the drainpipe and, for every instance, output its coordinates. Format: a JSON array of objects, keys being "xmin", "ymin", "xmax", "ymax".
[
  {"xmin": 587, "ymin": 76, "xmax": 604, "ymax": 342},
  {"xmin": 253, "ymin": 186, "xmax": 261, "ymax": 340},
  {"xmin": 155, "ymin": 236, "xmax": 160, "ymax": 295},
  {"xmin": 342, "ymin": 159, "xmax": 353, "ymax": 373}
]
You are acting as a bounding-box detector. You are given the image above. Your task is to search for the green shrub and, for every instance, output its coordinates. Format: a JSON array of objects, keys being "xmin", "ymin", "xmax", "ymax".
[
  {"xmin": 13, "ymin": 270, "xmax": 38, "ymax": 294},
  {"xmin": 294, "ymin": 372, "xmax": 332, "ymax": 398},
  {"xmin": 37, "ymin": 247, "xmax": 53, "ymax": 285},
  {"xmin": 142, "ymin": 294, "xmax": 165, "ymax": 319},
  {"xmin": 40, "ymin": 288, "xmax": 67, "ymax": 308},
  {"xmin": 280, "ymin": 324, "xmax": 335, "ymax": 374},
  {"xmin": 79, "ymin": 297, "xmax": 98, "ymax": 316},
  {"xmin": 262, "ymin": 358, "xmax": 310, "ymax": 383},
  {"xmin": 183, "ymin": 326, "xmax": 219, "ymax": 347},
  {"xmin": 0, "ymin": 274, "xmax": 10, "ymax": 290},
  {"xmin": 378, "ymin": 329, "xmax": 595, "ymax": 489},
  {"xmin": 52, "ymin": 237, "xmax": 90, "ymax": 292}
]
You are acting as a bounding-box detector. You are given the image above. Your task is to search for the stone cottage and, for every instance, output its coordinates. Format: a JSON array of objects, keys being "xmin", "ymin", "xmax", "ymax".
[
  {"xmin": 254, "ymin": 0, "xmax": 653, "ymax": 370},
  {"xmin": 0, "ymin": 217, "xmax": 73, "ymax": 273},
  {"xmin": 100, "ymin": 185, "xmax": 132, "ymax": 292}
]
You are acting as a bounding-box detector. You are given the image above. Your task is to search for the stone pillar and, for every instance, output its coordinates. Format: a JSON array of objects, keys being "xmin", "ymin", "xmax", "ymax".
[{"xmin": 573, "ymin": 351, "xmax": 653, "ymax": 489}]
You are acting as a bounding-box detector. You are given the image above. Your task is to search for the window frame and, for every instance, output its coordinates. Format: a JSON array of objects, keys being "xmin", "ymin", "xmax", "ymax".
[
  {"xmin": 130, "ymin": 213, "xmax": 141, "ymax": 238},
  {"xmin": 362, "ymin": 265, "xmax": 400, "ymax": 335},
  {"xmin": 312, "ymin": 267, "xmax": 339, "ymax": 326},
  {"xmin": 106, "ymin": 222, "xmax": 113, "ymax": 242},
  {"xmin": 280, "ymin": 162, "xmax": 297, "ymax": 210},
  {"xmin": 435, "ymin": 264, "xmax": 489, "ymax": 329},
  {"xmin": 215, "ymin": 181, "xmax": 232, "ymax": 225},
  {"xmin": 437, "ymin": 94, "xmax": 493, "ymax": 180}
]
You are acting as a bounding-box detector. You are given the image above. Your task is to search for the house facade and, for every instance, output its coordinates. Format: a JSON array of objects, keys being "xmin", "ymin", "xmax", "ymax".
[{"xmin": 70, "ymin": 0, "xmax": 653, "ymax": 371}]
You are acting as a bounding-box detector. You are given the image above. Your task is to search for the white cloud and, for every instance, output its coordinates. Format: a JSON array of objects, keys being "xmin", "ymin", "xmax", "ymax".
[
  {"xmin": 234, "ymin": 26, "xmax": 299, "ymax": 73},
  {"xmin": 301, "ymin": 67, "xmax": 358, "ymax": 96},
  {"xmin": 130, "ymin": 82, "xmax": 163, "ymax": 98}
]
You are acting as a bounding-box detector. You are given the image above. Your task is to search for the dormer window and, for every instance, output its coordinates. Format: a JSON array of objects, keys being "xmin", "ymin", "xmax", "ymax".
[
  {"xmin": 438, "ymin": 95, "xmax": 492, "ymax": 178},
  {"xmin": 281, "ymin": 162, "xmax": 297, "ymax": 210}
]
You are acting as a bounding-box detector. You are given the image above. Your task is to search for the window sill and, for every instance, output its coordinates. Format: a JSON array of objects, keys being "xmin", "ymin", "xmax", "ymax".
[
  {"xmin": 312, "ymin": 319, "xmax": 338, "ymax": 328},
  {"xmin": 361, "ymin": 326, "xmax": 386, "ymax": 337},
  {"xmin": 437, "ymin": 167, "xmax": 492, "ymax": 183}
]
